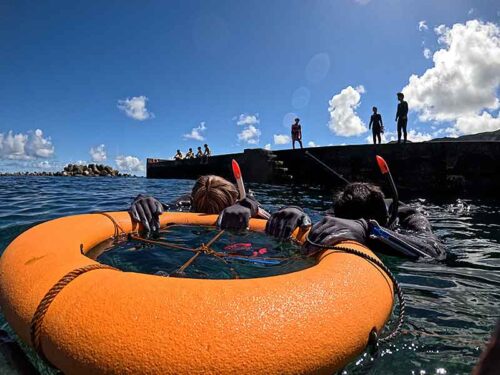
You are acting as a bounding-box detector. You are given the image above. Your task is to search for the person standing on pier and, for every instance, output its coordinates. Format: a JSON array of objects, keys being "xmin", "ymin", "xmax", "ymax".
[
  {"xmin": 291, "ymin": 118, "xmax": 303, "ymax": 150},
  {"xmin": 369, "ymin": 106, "xmax": 384, "ymax": 144},
  {"xmin": 395, "ymin": 92, "xmax": 408, "ymax": 144}
]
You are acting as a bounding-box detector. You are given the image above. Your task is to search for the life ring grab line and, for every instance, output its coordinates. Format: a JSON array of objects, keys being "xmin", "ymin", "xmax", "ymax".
[{"xmin": 30, "ymin": 264, "xmax": 120, "ymax": 363}]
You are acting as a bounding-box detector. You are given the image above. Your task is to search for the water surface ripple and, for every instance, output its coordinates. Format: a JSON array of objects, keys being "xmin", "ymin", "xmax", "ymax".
[{"xmin": 0, "ymin": 176, "xmax": 499, "ymax": 374}]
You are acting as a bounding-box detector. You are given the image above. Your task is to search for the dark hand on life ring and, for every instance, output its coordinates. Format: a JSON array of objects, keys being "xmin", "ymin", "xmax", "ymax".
[
  {"xmin": 265, "ymin": 206, "xmax": 311, "ymax": 240},
  {"xmin": 129, "ymin": 195, "xmax": 164, "ymax": 235},
  {"xmin": 217, "ymin": 197, "xmax": 259, "ymax": 231},
  {"xmin": 302, "ymin": 216, "xmax": 368, "ymax": 255}
]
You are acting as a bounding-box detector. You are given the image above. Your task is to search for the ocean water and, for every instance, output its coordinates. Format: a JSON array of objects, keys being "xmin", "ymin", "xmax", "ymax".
[
  {"xmin": 93, "ymin": 225, "xmax": 316, "ymax": 279},
  {"xmin": 0, "ymin": 176, "xmax": 499, "ymax": 374}
]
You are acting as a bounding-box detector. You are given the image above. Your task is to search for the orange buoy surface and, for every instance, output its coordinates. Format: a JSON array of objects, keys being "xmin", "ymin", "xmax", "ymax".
[{"xmin": 0, "ymin": 211, "xmax": 394, "ymax": 374}]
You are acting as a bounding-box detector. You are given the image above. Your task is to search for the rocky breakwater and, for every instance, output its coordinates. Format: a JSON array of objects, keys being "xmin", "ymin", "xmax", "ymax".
[
  {"xmin": 62, "ymin": 164, "xmax": 128, "ymax": 177},
  {"xmin": 0, "ymin": 164, "xmax": 132, "ymax": 177}
]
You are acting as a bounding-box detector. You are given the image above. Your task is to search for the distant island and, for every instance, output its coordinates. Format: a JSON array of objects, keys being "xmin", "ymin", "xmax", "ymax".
[
  {"xmin": 0, "ymin": 164, "xmax": 133, "ymax": 177},
  {"xmin": 385, "ymin": 129, "xmax": 500, "ymax": 144}
]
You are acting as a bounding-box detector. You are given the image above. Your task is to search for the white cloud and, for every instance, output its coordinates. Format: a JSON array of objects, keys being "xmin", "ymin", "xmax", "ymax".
[
  {"xmin": 0, "ymin": 129, "xmax": 54, "ymax": 160},
  {"xmin": 423, "ymin": 48, "xmax": 432, "ymax": 59},
  {"xmin": 264, "ymin": 143, "xmax": 271, "ymax": 150},
  {"xmin": 34, "ymin": 160, "xmax": 55, "ymax": 169},
  {"xmin": 235, "ymin": 114, "xmax": 261, "ymax": 144},
  {"xmin": 89, "ymin": 144, "xmax": 107, "ymax": 162},
  {"xmin": 455, "ymin": 112, "xmax": 500, "ymax": 134},
  {"xmin": 235, "ymin": 113, "xmax": 259, "ymax": 126},
  {"xmin": 327, "ymin": 85, "xmax": 368, "ymax": 136},
  {"xmin": 403, "ymin": 20, "xmax": 500, "ymax": 135},
  {"xmin": 353, "ymin": 0, "xmax": 370, "ymax": 5},
  {"xmin": 365, "ymin": 129, "xmax": 432, "ymax": 143},
  {"xmin": 183, "ymin": 122, "xmax": 207, "ymax": 141},
  {"xmin": 273, "ymin": 134, "xmax": 291, "ymax": 145},
  {"xmin": 307, "ymin": 141, "xmax": 319, "ymax": 147},
  {"xmin": 237, "ymin": 125, "xmax": 261, "ymax": 144},
  {"xmin": 434, "ymin": 24, "xmax": 447, "ymax": 36},
  {"xmin": 26, "ymin": 129, "xmax": 55, "ymax": 158},
  {"xmin": 117, "ymin": 96, "xmax": 154, "ymax": 121},
  {"xmin": 418, "ymin": 20, "xmax": 428, "ymax": 31},
  {"xmin": 115, "ymin": 155, "xmax": 145, "ymax": 172},
  {"xmin": 354, "ymin": 85, "xmax": 366, "ymax": 94},
  {"xmin": 407, "ymin": 130, "xmax": 433, "ymax": 142}
]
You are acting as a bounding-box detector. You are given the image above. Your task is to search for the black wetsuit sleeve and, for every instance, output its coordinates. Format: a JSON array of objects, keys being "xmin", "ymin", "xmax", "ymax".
[{"xmin": 369, "ymin": 207, "xmax": 446, "ymax": 260}]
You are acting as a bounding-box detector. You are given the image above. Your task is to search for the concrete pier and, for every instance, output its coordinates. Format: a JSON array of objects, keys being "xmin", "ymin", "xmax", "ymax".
[{"xmin": 147, "ymin": 141, "xmax": 500, "ymax": 197}]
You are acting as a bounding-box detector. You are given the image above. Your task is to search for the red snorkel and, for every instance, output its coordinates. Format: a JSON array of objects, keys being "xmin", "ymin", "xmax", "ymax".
[
  {"xmin": 232, "ymin": 160, "xmax": 246, "ymax": 200},
  {"xmin": 376, "ymin": 155, "xmax": 399, "ymax": 228},
  {"xmin": 231, "ymin": 160, "xmax": 271, "ymax": 219}
]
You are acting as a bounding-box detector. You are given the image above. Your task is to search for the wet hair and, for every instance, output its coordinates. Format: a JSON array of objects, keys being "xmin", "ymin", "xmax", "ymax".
[
  {"xmin": 397, "ymin": 92, "xmax": 404, "ymax": 99},
  {"xmin": 204, "ymin": 144, "xmax": 208, "ymax": 147},
  {"xmin": 191, "ymin": 175, "xmax": 239, "ymax": 214},
  {"xmin": 372, "ymin": 106, "xmax": 377, "ymax": 112},
  {"xmin": 198, "ymin": 146, "xmax": 202, "ymax": 150},
  {"xmin": 294, "ymin": 118, "xmax": 300, "ymax": 122},
  {"xmin": 333, "ymin": 182, "xmax": 388, "ymax": 226}
]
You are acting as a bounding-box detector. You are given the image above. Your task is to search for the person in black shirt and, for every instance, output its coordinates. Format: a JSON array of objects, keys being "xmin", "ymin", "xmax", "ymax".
[
  {"xmin": 396, "ymin": 92, "xmax": 409, "ymax": 144},
  {"xmin": 369, "ymin": 106, "xmax": 383, "ymax": 144}
]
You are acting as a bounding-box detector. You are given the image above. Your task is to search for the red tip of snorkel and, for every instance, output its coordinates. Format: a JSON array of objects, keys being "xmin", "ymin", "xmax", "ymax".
[
  {"xmin": 232, "ymin": 159, "xmax": 242, "ymax": 180},
  {"xmin": 376, "ymin": 155, "xmax": 390, "ymax": 175}
]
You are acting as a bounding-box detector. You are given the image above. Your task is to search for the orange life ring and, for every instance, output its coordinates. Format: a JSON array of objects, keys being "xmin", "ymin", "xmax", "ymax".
[{"xmin": 0, "ymin": 211, "xmax": 394, "ymax": 374}]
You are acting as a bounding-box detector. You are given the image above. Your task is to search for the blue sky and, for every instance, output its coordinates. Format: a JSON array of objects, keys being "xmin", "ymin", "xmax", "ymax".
[{"xmin": 0, "ymin": 0, "xmax": 499, "ymax": 173}]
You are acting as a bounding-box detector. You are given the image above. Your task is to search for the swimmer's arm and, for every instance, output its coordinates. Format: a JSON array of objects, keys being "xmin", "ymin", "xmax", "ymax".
[{"xmin": 369, "ymin": 219, "xmax": 446, "ymax": 260}]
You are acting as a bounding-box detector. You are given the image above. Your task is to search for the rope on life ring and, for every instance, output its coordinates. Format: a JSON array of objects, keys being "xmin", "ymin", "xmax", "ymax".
[{"xmin": 30, "ymin": 264, "xmax": 119, "ymax": 362}]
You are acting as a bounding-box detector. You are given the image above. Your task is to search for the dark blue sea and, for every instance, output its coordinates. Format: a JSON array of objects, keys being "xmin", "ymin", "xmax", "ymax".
[{"xmin": 0, "ymin": 176, "xmax": 499, "ymax": 374}]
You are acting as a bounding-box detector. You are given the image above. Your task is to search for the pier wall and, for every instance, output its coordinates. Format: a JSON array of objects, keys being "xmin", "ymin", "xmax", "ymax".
[{"xmin": 147, "ymin": 142, "xmax": 500, "ymax": 197}]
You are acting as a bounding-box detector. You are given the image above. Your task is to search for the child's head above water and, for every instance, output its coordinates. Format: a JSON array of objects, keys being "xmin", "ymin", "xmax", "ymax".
[
  {"xmin": 333, "ymin": 182, "xmax": 388, "ymax": 226},
  {"xmin": 191, "ymin": 175, "xmax": 239, "ymax": 214}
]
